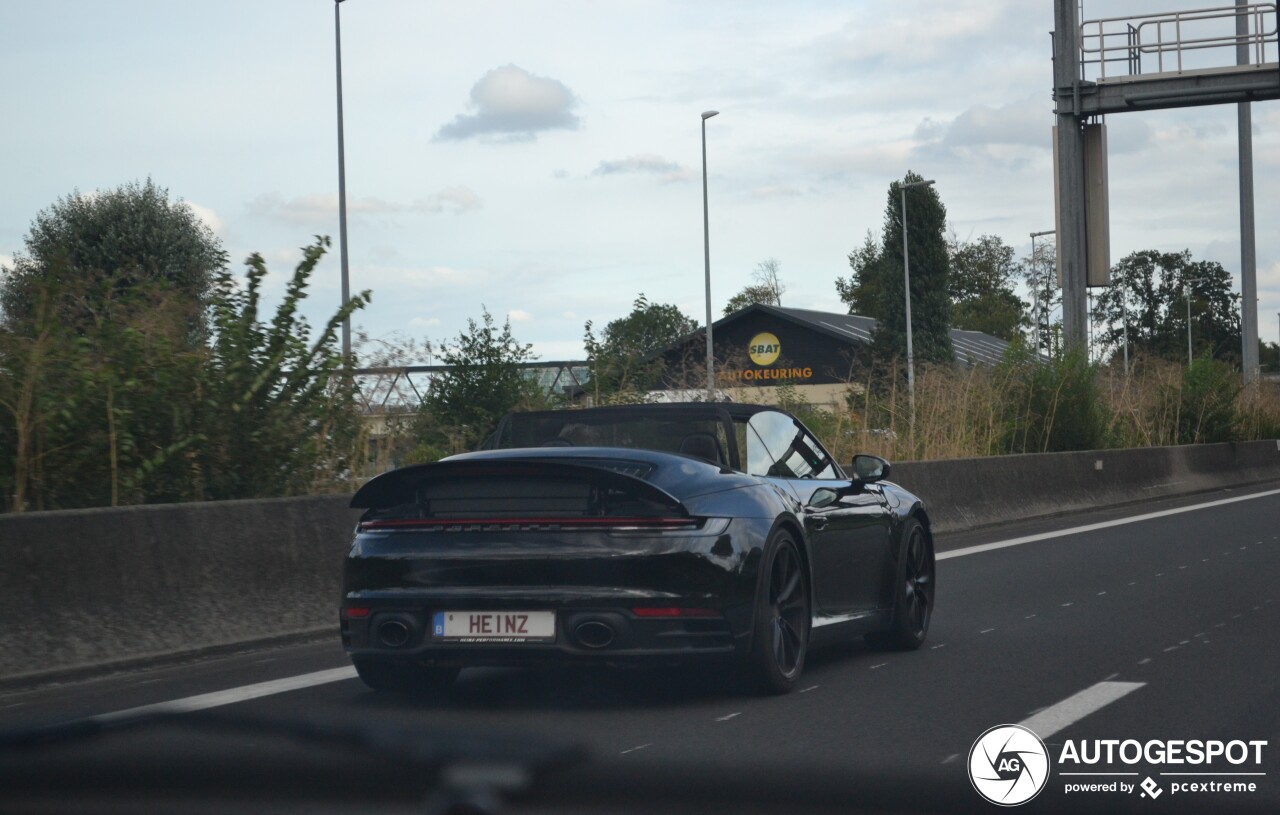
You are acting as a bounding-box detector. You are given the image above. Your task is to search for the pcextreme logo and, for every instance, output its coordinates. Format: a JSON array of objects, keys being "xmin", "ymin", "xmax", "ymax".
[
  {"xmin": 747, "ymin": 332, "xmax": 780, "ymax": 366},
  {"xmin": 968, "ymin": 724, "xmax": 1051, "ymax": 806}
]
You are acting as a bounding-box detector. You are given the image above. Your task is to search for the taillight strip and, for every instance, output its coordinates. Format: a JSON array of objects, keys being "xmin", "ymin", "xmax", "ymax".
[{"xmin": 359, "ymin": 516, "xmax": 698, "ymax": 532}]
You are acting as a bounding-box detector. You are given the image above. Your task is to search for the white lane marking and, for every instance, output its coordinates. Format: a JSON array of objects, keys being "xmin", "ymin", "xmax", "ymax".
[
  {"xmin": 620, "ymin": 744, "xmax": 651, "ymax": 755},
  {"xmin": 980, "ymin": 628, "xmax": 996, "ymax": 634},
  {"xmin": 1062, "ymin": 602, "xmax": 1074, "ymax": 607},
  {"xmin": 937, "ymin": 488, "xmax": 1280, "ymax": 561},
  {"xmin": 1137, "ymin": 658, "xmax": 1152, "ymax": 665},
  {"xmin": 92, "ymin": 666, "xmax": 358, "ymax": 724},
  {"xmin": 1104, "ymin": 673, "xmax": 1119, "ymax": 681},
  {"xmin": 1025, "ymin": 614, "xmax": 1037, "ymax": 619},
  {"xmin": 715, "ymin": 712, "xmax": 741, "ymax": 722},
  {"xmin": 1163, "ymin": 646, "xmax": 1180, "ymax": 652},
  {"xmin": 1128, "ymin": 582, "xmax": 1136, "ymax": 586},
  {"xmin": 930, "ymin": 643, "xmax": 947, "ymax": 649},
  {"xmin": 942, "ymin": 753, "xmax": 961, "ymax": 764},
  {"xmin": 870, "ymin": 663, "xmax": 887, "ymax": 670},
  {"xmin": 799, "ymin": 685, "xmax": 819, "ymax": 693},
  {"xmin": 1018, "ymin": 681, "xmax": 1145, "ymax": 740},
  {"xmin": 1097, "ymin": 591, "xmax": 1107, "ymax": 595}
]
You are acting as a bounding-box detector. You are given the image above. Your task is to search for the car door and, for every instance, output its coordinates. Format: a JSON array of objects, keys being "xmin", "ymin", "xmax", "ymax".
[{"xmin": 744, "ymin": 411, "xmax": 892, "ymax": 616}]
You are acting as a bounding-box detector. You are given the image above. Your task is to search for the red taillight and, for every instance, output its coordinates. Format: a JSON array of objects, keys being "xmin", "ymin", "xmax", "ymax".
[
  {"xmin": 630, "ymin": 607, "xmax": 721, "ymax": 618},
  {"xmin": 342, "ymin": 607, "xmax": 371, "ymax": 619},
  {"xmin": 359, "ymin": 516, "xmax": 698, "ymax": 532}
]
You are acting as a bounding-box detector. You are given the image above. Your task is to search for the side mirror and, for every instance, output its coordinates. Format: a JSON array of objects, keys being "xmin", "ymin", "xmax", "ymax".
[
  {"xmin": 808, "ymin": 487, "xmax": 840, "ymax": 509},
  {"xmin": 851, "ymin": 454, "xmax": 890, "ymax": 484}
]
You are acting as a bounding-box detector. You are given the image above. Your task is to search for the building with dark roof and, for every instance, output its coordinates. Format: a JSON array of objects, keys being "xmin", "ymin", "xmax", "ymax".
[{"xmin": 657, "ymin": 304, "xmax": 1014, "ymax": 407}]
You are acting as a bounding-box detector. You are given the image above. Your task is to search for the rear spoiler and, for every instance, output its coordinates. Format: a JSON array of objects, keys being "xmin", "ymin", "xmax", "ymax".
[{"xmin": 350, "ymin": 458, "xmax": 686, "ymax": 513}]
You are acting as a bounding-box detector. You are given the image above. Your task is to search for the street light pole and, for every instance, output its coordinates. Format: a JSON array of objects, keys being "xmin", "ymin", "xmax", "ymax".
[
  {"xmin": 701, "ymin": 110, "xmax": 719, "ymax": 402},
  {"xmin": 335, "ymin": 0, "xmax": 352, "ymax": 361},
  {"xmin": 900, "ymin": 178, "xmax": 935, "ymax": 425},
  {"xmin": 1185, "ymin": 277, "xmax": 1209, "ymax": 365}
]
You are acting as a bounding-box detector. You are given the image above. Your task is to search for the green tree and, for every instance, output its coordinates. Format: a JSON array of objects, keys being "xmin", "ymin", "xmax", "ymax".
[
  {"xmin": 1092, "ymin": 250, "xmax": 1241, "ymax": 365},
  {"xmin": 836, "ymin": 231, "xmax": 888, "ymax": 319},
  {"xmin": 872, "ymin": 173, "xmax": 953, "ymax": 366},
  {"xmin": 724, "ymin": 258, "xmax": 786, "ymax": 315},
  {"xmin": 198, "ymin": 237, "xmax": 370, "ymax": 500},
  {"xmin": 998, "ymin": 342, "xmax": 1105, "ymax": 454},
  {"xmin": 0, "ymin": 179, "xmax": 226, "ymax": 340},
  {"xmin": 416, "ymin": 308, "xmax": 543, "ymax": 455},
  {"xmin": 1021, "ymin": 238, "xmax": 1060, "ymax": 355},
  {"xmin": 948, "ymin": 234, "xmax": 1026, "ymax": 341},
  {"xmin": 584, "ymin": 294, "xmax": 698, "ymax": 398}
]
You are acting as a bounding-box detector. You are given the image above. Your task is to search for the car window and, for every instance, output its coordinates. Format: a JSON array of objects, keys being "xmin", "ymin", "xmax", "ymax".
[{"xmin": 745, "ymin": 410, "xmax": 838, "ymax": 479}]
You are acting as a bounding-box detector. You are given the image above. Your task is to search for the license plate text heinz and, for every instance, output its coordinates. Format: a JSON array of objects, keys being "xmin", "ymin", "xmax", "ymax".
[{"xmin": 433, "ymin": 611, "xmax": 555, "ymax": 641}]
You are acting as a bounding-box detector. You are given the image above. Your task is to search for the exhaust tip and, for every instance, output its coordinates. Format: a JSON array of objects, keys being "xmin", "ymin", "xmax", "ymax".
[
  {"xmin": 377, "ymin": 619, "xmax": 411, "ymax": 648},
  {"xmin": 575, "ymin": 620, "xmax": 615, "ymax": 649}
]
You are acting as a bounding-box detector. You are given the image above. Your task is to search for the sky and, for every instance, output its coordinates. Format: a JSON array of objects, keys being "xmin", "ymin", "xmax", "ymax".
[{"xmin": 3, "ymin": 0, "xmax": 1279, "ymax": 364}]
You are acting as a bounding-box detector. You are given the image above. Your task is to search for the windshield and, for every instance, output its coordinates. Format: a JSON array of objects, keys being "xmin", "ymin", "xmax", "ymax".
[{"xmin": 493, "ymin": 411, "xmax": 733, "ymax": 468}]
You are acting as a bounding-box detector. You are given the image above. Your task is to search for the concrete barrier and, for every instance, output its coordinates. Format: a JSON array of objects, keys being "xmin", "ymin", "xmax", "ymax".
[
  {"xmin": 892, "ymin": 439, "xmax": 1280, "ymax": 533},
  {"xmin": 2, "ymin": 440, "xmax": 1278, "ymax": 684},
  {"xmin": 0, "ymin": 495, "xmax": 358, "ymax": 686}
]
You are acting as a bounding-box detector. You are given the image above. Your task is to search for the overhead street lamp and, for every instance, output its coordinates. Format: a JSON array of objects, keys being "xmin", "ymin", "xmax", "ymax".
[
  {"xmin": 335, "ymin": 0, "xmax": 352, "ymax": 361},
  {"xmin": 1030, "ymin": 230, "xmax": 1055, "ymax": 359},
  {"xmin": 900, "ymin": 178, "xmax": 935, "ymax": 424},
  {"xmin": 701, "ymin": 110, "xmax": 719, "ymax": 402},
  {"xmin": 1184, "ymin": 277, "xmax": 1209, "ymax": 365}
]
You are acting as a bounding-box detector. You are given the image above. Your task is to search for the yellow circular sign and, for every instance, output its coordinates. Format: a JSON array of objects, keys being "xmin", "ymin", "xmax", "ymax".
[{"xmin": 748, "ymin": 332, "xmax": 781, "ymax": 366}]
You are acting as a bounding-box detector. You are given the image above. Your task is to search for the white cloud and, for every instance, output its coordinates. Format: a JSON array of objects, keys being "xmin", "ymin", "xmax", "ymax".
[
  {"xmin": 747, "ymin": 184, "xmax": 803, "ymax": 200},
  {"xmin": 361, "ymin": 265, "xmax": 479, "ymax": 290},
  {"xmin": 592, "ymin": 154, "xmax": 690, "ymax": 183},
  {"xmin": 507, "ymin": 309, "xmax": 533, "ymax": 322},
  {"xmin": 0, "ymin": 253, "xmax": 13, "ymax": 271},
  {"xmin": 187, "ymin": 202, "xmax": 226, "ymax": 237},
  {"xmin": 409, "ymin": 317, "xmax": 442, "ymax": 329},
  {"xmin": 435, "ymin": 65, "xmax": 580, "ymax": 141},
  {"xmin": 249, "ymin": 187, "xmax": 482, "ymax": 225}
]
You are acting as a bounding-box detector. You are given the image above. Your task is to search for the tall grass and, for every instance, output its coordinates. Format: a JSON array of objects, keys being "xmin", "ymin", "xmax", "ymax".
[{"xmin": 787, "ymin": 352, "xmax": 1280, "ymax": 465}]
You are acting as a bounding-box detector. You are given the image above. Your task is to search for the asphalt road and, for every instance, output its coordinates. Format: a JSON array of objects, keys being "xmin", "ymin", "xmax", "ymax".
[{"xmin": 3, "ymin": 483, "xmax": 1278, "ymax": 813}]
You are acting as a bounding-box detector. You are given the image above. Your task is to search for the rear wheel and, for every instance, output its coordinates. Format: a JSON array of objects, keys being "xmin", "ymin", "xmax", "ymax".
[
  {"xmin": 867, "ymin": 518, "xmax": 934, "ymax": 651},
  {"xmin": 746, "ymin": 531, "xmax": 810, "ymax": 694},
  {"xmin": 352, "ymin": 657, "xmax": 459, "ymax": 695}
]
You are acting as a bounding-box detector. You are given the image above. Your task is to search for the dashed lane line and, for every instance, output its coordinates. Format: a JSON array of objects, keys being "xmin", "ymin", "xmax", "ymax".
[{"xmin": 1018, "ymin": 681, "xmax": 1146, "ymax": 740}]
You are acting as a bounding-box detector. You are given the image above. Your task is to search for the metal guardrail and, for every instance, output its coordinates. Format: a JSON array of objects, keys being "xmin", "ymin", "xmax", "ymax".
[
  {"xmin": 1080, "ymin": 3, "xmax": 1278, "ymax": 81},
  {"xmin": 352, "ymin": 361, "xmax": 590, "ymax": 412}
]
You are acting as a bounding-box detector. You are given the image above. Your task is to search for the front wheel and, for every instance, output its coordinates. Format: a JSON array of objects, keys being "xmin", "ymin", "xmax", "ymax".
[
  {"xmin": 352, "ymin": 657, "xmax": 459, "ymax": 695},
  {"xmin": 867, "ymin": 518, "xmax": 934, "ymax": 651},
  {"xmin": 746, "ymin": 531, "xmax": 810, "ymax": 694}
]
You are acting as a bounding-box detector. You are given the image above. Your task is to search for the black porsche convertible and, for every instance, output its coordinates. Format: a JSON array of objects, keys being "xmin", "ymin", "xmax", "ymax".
[{"xmin": 341, "ymin": 403, "xmax": 934, "ymax": 694}]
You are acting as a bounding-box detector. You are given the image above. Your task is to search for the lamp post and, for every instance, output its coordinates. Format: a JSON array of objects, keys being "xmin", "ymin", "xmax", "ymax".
[
  {"xmin": 1185, "ymin": 277, "xmax": 1209, "ymax": 365},
  {"xmin": 900, "ymin": 178, "xmax": 935, "ymax": 424},
  {"xmin": 1030, "ymin": 230, "xmax": 1055, "ymax": 359},
  {"xmin": 701, "ymin": 110, "xmax": 719, "ymax": 402},
  {"xmin": 335, "ymin": 0, "xmax": 352, "ymax": 361}
]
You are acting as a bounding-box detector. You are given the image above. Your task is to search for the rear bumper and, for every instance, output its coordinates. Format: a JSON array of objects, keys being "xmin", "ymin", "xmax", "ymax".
[{"xmin": 342, "ymin": 603, "xmax": 748, "ymax": 667}]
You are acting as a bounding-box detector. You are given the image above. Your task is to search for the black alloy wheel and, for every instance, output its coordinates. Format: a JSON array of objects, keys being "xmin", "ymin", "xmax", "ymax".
[
  {"xmin": 748, "ymin": 531, "xmax": 810, "ymax": 694},
  {"xmin": 868, "ymin": 518, "xmax": 933, "ymax": 650}
]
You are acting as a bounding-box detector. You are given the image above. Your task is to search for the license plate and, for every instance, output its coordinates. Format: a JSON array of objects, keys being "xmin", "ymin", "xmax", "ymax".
[{"xmin": 432, "ymin": 610, "xmax": 556, "ymax": 642}]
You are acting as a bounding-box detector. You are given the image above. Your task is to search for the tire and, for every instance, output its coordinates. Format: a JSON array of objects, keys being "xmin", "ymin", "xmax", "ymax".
[
  {"xmin": 352, "ymin": 657, "xmax": 460, "ymax": 695},
  {"xmin": 866, "ymin": 518, "xmax": 934, "ymax": 651},
  {"xmin": 745, "ymin": 530, "xmax": 810, "ymax": 694}
]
